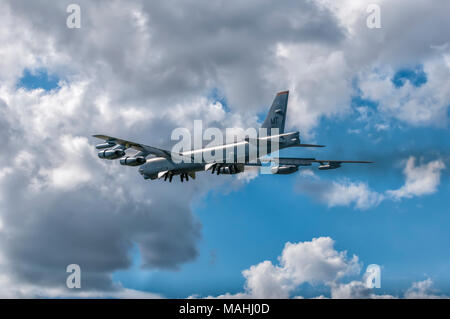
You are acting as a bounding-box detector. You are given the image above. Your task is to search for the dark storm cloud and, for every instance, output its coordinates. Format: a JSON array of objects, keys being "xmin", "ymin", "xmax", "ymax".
[
  {"xmin": 139, "ymin": 0, "xmax": 345, "ymax": 109},
  {"xmin": 0, "ymin": 136, "xmax": 205, "ymax": 293},
  {"xmin": 0, "ymin": 174, "xmax": 201, "ymax": 289}
]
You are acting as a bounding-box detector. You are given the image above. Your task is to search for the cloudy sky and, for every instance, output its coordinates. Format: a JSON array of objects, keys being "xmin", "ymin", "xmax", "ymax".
[{"xmin": 0, "ymin": 0, "xmax": 449, "ymax": 298}]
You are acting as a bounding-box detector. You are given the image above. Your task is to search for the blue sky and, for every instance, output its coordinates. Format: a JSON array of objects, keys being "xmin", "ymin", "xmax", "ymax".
[{"xmin": 17, "ymin": 68, "xmax": 60, "ymax": 91}]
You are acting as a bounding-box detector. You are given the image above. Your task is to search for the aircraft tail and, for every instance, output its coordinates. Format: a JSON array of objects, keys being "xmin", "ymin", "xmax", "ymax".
[{"xmin": 261, "ymin": 91, "xmax": 289, "ymax": 135}]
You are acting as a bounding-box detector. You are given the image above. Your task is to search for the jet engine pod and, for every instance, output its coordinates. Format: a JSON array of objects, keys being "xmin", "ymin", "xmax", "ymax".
[
  {"xmin": 95, "ymin": 141, "xmax": 116, "ymax": 149},
  {"xmin": 98, "ymin": 149, "xmax": 125, "ymax": 160},
  {"xmin": 120, "ymin": 156, "xmax": 146, "ymax": 166},
  {"xmin": 271, "ymin": 165, "xmax": 298, "ymax": 174},
  {"xmin": 218, "ymin": 164, "xmax": 244, "ymax": 175},
  {"xmin": 318, "ymin": 163, "xmax": 341, "ymax": 170}
]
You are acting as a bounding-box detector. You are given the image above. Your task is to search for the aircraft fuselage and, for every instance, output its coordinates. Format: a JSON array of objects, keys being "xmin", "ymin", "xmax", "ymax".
[{"xmin": 138, "ymin": 132, "xmax": 300, "ymax": 179}]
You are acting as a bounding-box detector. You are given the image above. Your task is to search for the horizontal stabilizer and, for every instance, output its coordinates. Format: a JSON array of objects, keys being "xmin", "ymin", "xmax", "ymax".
[
  {"xmin": 313, "ymin": 160, "xmax": 373, "ymax": 164},
  {"xmin": 292, "ymin": 144, "xmax": 325, "ymax": 148}
]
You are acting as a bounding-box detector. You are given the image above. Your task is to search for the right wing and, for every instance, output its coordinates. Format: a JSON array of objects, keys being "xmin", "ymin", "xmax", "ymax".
[
  {"xmin": 260, "ymin": 157, "xmax": 373, "ymax": 169},
  {"xmin": 273, "ymin": 158, "xmax": 373, "ymax": 165}
]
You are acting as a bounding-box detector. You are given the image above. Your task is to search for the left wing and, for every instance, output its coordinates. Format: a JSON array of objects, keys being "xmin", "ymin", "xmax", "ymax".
[{"xmin": 93, "ymin": 134, "xmax": 173, "ymax": 158}]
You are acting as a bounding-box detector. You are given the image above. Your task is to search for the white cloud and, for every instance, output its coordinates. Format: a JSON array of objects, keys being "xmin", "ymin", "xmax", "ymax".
[
  {"xmin": 277, "ymin": 45, "xmax": 353, "ymax": 136},
  {"xmin": 236, "ymin": 166, "xmax": 260, "ymax": 183},
  {"xmin": 39, "ymin": 135, "xmax": 93, "ymax": 191},
  {"xmin": 297, "ymin": 156, "xmax": 446, "ymax": 210},
  {"xmin": 203, "ymin": 237, "xmax": 448, "ymax": 299},
  {"xmin": 324, "ymin": 179, "xmax": 385, "ymax": 210},
  {"xmin": 296, "ymin": 170, "xmax": 384, "ymax": 210},
  {"xmin": 213, "ymin": 237, "xmax": 360, "ymax": 298},
  {"xmin": 404, "ymin": 278, "xmax": 448, "ymax": 299},
  {"xmin": 273, "ymin": 0, "xmax": 450, "ymax": 135},
  {"xmin": 358, "ymin": 58, "xmax": 450, "ymax": 127},
  {"xmin": 330, "ymin": 281, "xmax": 395, "ymax": 299},
  {"xmin": 387, "ymin": 156, "xmax": 446, "ymax": 200}
]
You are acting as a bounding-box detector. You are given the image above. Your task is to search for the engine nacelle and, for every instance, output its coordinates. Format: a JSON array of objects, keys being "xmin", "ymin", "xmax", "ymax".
[
  {"xmin": 98, "ymin": 149, "xmax": 125, "ymax": 160},
  {"xmin": 219, "ymin": 164, "xmax": 244, "ymax": 174},
  {"xmin": 95, "ymin": 142, "xmax": 116, "ymax": 149},
  {"xmin": 318, "ymin": 163, "xmax": 341, "ymax": 170},
  {"xmin": 271, "ymin": 165, "xmax": 298, "ymax": 175},
  {"xmin": 120, "ymin": 156, "xmax": 146, "ymax": 166}
]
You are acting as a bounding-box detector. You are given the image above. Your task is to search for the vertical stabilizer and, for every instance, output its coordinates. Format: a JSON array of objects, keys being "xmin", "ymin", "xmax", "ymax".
[{"xmin": 261, "ymin": 91, "xmax": 289, "ymax": 135}]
